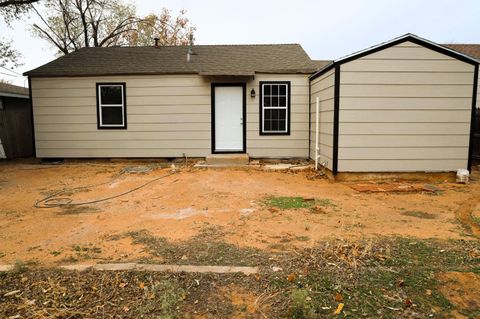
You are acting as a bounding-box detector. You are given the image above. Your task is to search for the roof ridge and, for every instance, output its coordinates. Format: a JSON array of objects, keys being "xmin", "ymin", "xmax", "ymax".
[{"xmin": 77, "ymin": 43, "xmax": 302, "ymax": 49}]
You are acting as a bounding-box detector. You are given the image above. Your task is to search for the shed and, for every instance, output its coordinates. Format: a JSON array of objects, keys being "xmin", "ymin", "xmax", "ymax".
[
  {"xmin": 0, "ymin": 83, "xmax": 34, "ymax": 159},
  {"xmin": 310, "ymin": 34, "xmax": 478, "ymax": 176}
]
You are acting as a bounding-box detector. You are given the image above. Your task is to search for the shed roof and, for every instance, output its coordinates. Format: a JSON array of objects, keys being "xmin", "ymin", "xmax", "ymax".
[
  {"xmin": 0, "ymin": 82, "xmax": 29, "ymax": 98},
  {"xmin": 24, "ymin": 44, "xmax": 318, "ymax": 77}
]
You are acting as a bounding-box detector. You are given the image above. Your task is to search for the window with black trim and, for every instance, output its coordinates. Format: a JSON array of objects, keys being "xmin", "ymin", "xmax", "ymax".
[
  {"xmin": 260, "ymin": 82, "xmax": 290, "ymax": 134},
  {"xmin": 96, "ymin": 83, "xmax": 126, "ymax": 129}
]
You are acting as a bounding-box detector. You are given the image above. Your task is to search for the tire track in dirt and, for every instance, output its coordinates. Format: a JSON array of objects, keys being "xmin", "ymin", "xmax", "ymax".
[{"xmin": 455, "ymin": 192, "xmax": 480, "ymax": 238}]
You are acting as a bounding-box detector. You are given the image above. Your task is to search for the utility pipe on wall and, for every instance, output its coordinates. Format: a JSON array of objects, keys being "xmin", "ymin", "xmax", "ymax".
[{"xmin": 315, "ymin": 97, "xmax": 319, "ymax": 170}]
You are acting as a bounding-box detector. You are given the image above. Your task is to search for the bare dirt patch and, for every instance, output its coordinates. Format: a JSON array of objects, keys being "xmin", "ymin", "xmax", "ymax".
[
  {"xmin": 0, "ymin": 160, "xmax": 479, "ymax": 266},
  {"xmin": 436, "ymin": 272, "xmax": 480, "ymax": 310}
]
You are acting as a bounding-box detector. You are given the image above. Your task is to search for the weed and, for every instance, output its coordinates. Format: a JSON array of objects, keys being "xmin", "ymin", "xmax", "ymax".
[
  {"xmin": 288, "ymin": 289, "xmax": 314, "ymax": 319},
  {"xmin": 295, "ymin": 236, "xmax": 310, "ymax": 242},
  {"xmin": 72, "ymin": 244, "xmax": 102, "ymax": 259},
  {"xmin": 50, "ymin": 251, "xmax": 62, "ymax": 256},
  {"xmin": 401, "ymin": 210, "xmax": 436, "ymax": 219},
  {"xmin": 11, "ymin": 260, "xmax": 35, "ymax": 273}
]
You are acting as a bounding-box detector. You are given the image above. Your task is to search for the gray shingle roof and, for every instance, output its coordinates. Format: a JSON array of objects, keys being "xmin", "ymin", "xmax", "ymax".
[
  {"xmin": 0, "ymin": 82, "xmax": 29, "ymax": 97},
  {"xmin": 24, "ymin": 44, "xmax": 318, "ymax": 77}
]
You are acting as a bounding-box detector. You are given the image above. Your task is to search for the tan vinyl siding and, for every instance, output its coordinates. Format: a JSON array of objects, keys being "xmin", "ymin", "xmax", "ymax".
[
  {"xmin": 247, "ymin": 74, "xmax": 309, "ymax": 158},
  {"xmin": 338, "ymin": 41, "xmax": 475, "ymax": 172},
  {"xmin": 32, "ymin": 75, "xmax": 211, "ymax": 158},
  {"xmin": 309, "ymin": 68, "xmax": 335, "ymax": 169},
  {"xmin": 31, "ymin": 73, "xmax": 310, "ymax": 158}
]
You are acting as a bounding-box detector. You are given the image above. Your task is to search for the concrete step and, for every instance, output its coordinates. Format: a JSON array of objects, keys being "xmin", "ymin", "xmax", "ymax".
[{"xmin": 205, "ymin": 153, "xmax": 249, "ymax": 165}]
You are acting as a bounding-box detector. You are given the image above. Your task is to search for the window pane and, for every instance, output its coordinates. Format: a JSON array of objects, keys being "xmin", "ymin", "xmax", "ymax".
[
  {"xmin": 264, "ymin": 119, "xmax": 272, "ymax": 131},
  {"xmin": 100, "ymin": 86, "xmax": 122, "ymax": 105},
  {"xmin": 263, "ymin": 96, "xmax": 271, "ymax": 107},
  {"xmin": 278, "ymin": 119, "xmax": 286, "ymax": 131},
  {"xmin": 278, "ymin": 109, "xmax": 286, "ymax": 121},
  {"xmin": 272, "ymin": 85, "xmax": 278, "ymax": 95},
  {"xmin": 279, "ymin": 96, "xmax": 287, "ymax": 107},
  {"xmin": 264, "ymin": 85, "xmax": 271, "ymax": 96},
  {"xmin": 271, "ymin": 120, "xmax": 279, "ymax": 131},
  {"xmin": 101, "ymin": 106, "xmax": 123, "ymax": 125},
  {"xmin": 271, "ymin": 96, "xmax": 278, "ymax": 107},
  {"xmin": 279, "ymin": 84, "xmax": 286, "ymax": 96}
]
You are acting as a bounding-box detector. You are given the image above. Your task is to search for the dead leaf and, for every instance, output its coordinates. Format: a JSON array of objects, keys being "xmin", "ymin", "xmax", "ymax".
[
  {"xmin": 397, "ymin": 279, "xmax": 404, "ymax": 287},
  {"xmin": 287, "ymin": 273, "xmax": 296, "ymax": 282},
  {"xmin": 335, "ymin": 293, "xmax": 343, "ymax": 302},
  {"xmin": 20, "ymin": 277, "xmax": 28, "ymax": 283},
  {"xmin": 139, "ymin": 282, "xmax": 145, "ymax": 290},
  {"xmin": 333, "ymin": 303, "xmax": 344, "ymax": 315},
  {"xmin": 426, "ymin": 289, "xmax": 432, "ymax": 296},
  {"xmin": 4, "ymin": 290, "xmax": 21, "ymax": 297},
  {"xmin": 404, "ymin": 298, "xmax": 413, "ymax": 307},
  {"xmin": 118, "ymin": 282, "xmax": 128, "ymax": 288},
  {"xmin": 123, "ymin": 306, "xmax": 129, "ymax": 312}
]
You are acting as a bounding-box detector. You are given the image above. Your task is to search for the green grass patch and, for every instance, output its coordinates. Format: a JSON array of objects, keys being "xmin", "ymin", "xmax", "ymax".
[{"xmin": 262, "ymin": 196, "xmax": 336, "ymax": 210}]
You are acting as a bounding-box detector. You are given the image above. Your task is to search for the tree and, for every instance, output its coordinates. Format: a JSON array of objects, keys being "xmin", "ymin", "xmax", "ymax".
[
  {"xmin": 0, "ymin": 0, "xmax": 39, "ymax": 68},
  {"xmin": 31, "ymin": 0, "xmax": 195, "ymax": 55}
]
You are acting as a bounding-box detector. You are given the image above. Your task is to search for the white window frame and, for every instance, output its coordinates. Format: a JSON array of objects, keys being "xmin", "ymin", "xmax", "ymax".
[
  {"xmin": 261, "ymin": 82, "xmax": 289, "ymax": 134},
  {"xmin": 97, "ymin": 84, "xmax": 126, "ymax": 128}
]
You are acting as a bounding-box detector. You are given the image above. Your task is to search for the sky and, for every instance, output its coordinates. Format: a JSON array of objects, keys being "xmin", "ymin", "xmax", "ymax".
[{"xmin": 1, "ymin": 0, "xmax": 479, "ymax": 86}]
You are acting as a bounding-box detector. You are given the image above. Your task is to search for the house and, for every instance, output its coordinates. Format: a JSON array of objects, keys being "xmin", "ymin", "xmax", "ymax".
[
  {"xmin": 24, "ymin": 34, "xmax": 478, "ymax": 177},
  {"xmin": 0, "ymin": 83, "xmax": 34, "ymax": 159}
]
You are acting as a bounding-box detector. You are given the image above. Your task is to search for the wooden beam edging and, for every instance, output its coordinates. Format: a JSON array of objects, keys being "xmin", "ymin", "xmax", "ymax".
[{"xmin": 0, "ymin": 263, "xmax": 260, "ymax": 275}]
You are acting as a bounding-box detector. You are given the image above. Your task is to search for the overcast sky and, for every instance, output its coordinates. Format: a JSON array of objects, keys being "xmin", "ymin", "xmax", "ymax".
[{"xmin": 1, "ymin": 0, "xmax": 479, "ymax": 86}]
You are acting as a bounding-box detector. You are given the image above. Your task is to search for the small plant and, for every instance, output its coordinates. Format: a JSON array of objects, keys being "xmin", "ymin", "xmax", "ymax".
[
  {"xmin": 401, "ymin": 210, "xmax": 436, "ymax": 219},
  {"xmin": 11, "ymin": 260, "xmax": 31, "ymax": 273},
  {"xmin": 50, "ymin": 250, "xmax": 62, "ymax": 256},
  {"xmin": 288, "ymin": 289, "xmax": 314, "ymax": 319}
]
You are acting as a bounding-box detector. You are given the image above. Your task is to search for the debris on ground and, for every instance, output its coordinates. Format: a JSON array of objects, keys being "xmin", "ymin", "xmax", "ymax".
[{"xmin": 349, "ymin": 182, "xmax": 443, "ymax": 194}]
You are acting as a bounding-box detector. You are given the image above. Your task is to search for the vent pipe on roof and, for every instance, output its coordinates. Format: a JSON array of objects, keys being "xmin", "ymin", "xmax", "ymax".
[
  {"xmin": 154, "ymin": 37, "xmax": 160, "ymax": 47},
  {"xmin": 187, "ymin": 33, "xmax": 195, "ymax": 62}
]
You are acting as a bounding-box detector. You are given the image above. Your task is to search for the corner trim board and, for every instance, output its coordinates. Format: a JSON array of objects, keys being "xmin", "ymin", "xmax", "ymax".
[
  {"xmin": 28, "ymin": 76, "xmax": 36, "ymax": 157},
  {"xmin": 332, "ymin": 65, "xmax": 340, "ymax": 175},
  {"xmin": 468, "ymin": 64, "xmax": 478, "ymax": 172}
]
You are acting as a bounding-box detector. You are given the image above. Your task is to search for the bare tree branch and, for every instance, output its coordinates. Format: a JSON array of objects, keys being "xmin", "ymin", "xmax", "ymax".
[{"xmin": 0, "ymin": 0, "xmax": 39, "ymax": 8}]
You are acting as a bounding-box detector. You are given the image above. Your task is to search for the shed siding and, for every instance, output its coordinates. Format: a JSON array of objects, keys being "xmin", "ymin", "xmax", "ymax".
[
  {"xmin": 338, "ymin": 41, "xmax": 475, "ymax": 172},
  {"xmin": 309, "ymin": 68, "xmax": 335, "ymax": 170},
  {"xmin": 31, "ymin": 74, "xmax": 309, "ymax": 158}
]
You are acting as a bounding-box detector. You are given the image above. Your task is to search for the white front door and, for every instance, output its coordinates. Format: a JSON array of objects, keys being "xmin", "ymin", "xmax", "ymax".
[{"xmin": 213, "ymin": 85, "xmax": 244, "ymax": 152}]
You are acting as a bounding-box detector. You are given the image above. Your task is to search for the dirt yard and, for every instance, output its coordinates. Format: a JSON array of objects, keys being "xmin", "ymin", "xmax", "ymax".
[{"xmin": 1, "ymin": 159, "xmax": 479, "ymax": 318}]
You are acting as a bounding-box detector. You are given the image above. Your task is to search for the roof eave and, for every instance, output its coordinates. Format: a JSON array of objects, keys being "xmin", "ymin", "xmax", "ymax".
[{"xmin": 0, "ymin": 92, "xmax": 30, "ymax": 99}]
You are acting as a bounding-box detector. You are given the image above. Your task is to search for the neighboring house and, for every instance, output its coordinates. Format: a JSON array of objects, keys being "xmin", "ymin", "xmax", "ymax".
[
  {"xmin": 24, "ymin": 33, "xmax": 478, "ymax": 176},
  {"xmin": 0, "ymin": 83, "xmax": 34, "ymax": 159}
]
